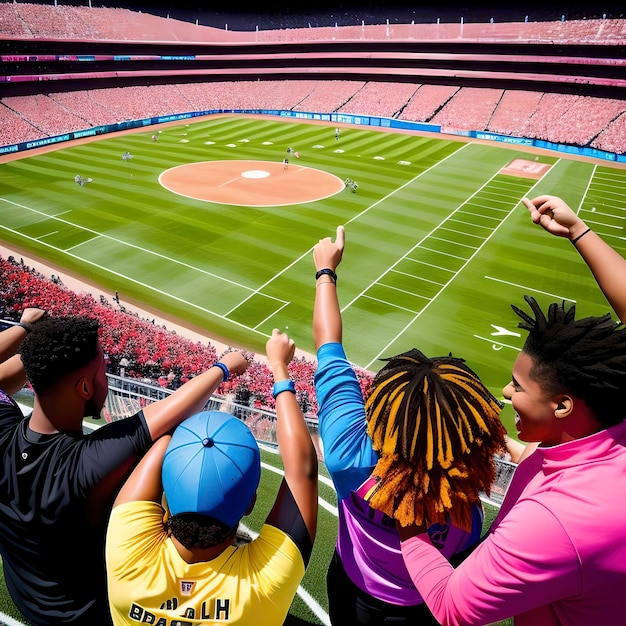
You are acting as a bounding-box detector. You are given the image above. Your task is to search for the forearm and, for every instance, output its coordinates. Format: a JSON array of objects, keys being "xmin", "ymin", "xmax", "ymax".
[
  {"xmin": 0, "ymin": 354, "xmax": 26, "ymax": 395},
  {"xmin": 272, "ymin": 363, "xmax": 318, "ymax": 540},
  {"xmin": 142, "ymin": 365, "xmax": 225, "ymax": 439},
  {"xmin": 313, "ymin": 277, "xmax": 342, "ymax": 349},
  {"xmin": 0, "ymin": 325, "xmax": 29, "ymax": 364},
  {"xmin": 113, "ymin": 435, "xmax": 170, "ymax": 506},
  {"xmin": 573, "ymin": 229, "xmax": 626, "ymax": 324}
]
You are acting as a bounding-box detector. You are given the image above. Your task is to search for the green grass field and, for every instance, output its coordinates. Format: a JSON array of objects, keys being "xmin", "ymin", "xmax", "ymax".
[{"xmin": 1, "ymin": 114, "xmax": 625, "ymax": 625}]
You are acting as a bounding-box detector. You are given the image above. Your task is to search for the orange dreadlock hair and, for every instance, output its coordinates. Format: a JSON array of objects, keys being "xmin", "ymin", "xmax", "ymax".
[{"xmin": 364, "ymin": 348, "xmax": 506, "ymax": 531}]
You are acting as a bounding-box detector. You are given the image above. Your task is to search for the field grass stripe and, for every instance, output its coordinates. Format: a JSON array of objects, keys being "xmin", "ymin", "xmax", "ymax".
[
  {"xmin": 222, "ymin": 143, "xmax": 470, "ymax": 318},
  {"xmin": 391, "ymin": 269, "xmax": 444, "ymax": 286},
  {"xmin": 484, "ymin": 276, "xmax": 574, "ymax": 302},
  {"xmin": 578, "ymin": 163, "xmax": 597, "ymax": 214},
  {"xmin": 0, "ymin": 197, "xmax": 256, "ymax": 292},
  {"xmin": 429, "ymin": 236, "xmax": 479, "ymax": 250},
  {"xmin": 253, "ymin": 301, "xmax": 291, "ymax": 330},
  {"xmin": 0, "ymin": 222, "xmax": 272, "ymax": 339},
  {"xmin": 361, "ymin": 178, "xmax": 530, "ymax": 370},
  {"xmin": 362, "ymin": 294, "xmax": 421, "ymax": 314}
]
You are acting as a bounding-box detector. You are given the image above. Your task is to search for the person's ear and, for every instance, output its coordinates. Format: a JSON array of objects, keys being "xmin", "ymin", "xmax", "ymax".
[
  {"xmin": 76, "ymin": 376, "xmax": 93, "ymax": 400},
  {"xmin": 555, "ymin": 396, "xmax": 573, "ymax": 418}
]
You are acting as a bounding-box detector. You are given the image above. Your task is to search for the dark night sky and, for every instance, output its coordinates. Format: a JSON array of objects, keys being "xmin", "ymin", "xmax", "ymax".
[{"xmin": 113, "ymin": 1, "xmax": 624, "ymax": 30}]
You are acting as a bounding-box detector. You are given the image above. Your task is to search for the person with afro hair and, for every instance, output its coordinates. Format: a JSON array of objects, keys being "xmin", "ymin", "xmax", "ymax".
[
  {"xmin": 0, "ymin": 314, "xmax": 247, "ymax": 626},
  {"xmin": 312, "ymin": 225, "xmax": 506, "ymax": 625}
]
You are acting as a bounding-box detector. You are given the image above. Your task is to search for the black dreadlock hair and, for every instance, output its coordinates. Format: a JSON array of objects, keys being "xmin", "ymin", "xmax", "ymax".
[
  {"xmin": 18, "ymin": 316, "xmax": 100, "ymax": 393},
  {"xmin": 364, "ymin": 348, "xmax": 506, "ymax": 530},
  {"xmin": 513, "ymin": 295, "xmax": 626, "ymax": 427}
]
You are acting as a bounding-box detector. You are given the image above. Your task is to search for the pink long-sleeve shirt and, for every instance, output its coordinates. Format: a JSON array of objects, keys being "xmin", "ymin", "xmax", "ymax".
[{"xmin": 401, "ymin": 420, "xmax": 626, "ymax": 626}]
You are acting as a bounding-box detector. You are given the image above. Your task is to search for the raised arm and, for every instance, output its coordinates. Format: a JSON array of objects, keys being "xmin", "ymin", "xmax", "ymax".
[
  {"xmin": 523, "ymin": 195, "xmax": 626, "ymax": 323},
  {"xmin": 265, "ymin": 329, "xmax": 318, "ymax": 556},
  {"xmin": 0, "ymin": 308, "xmax": 45, "ymax": 364},
  {"xmin": 0, "ymin": 308, "xmax": 46, "ymax": 395},
  {"xmin": 113, "ymin": 435, "xmax": 171, "ymax": 507},
  {"xmin": 313, "ymin": 225, "xmax": 345, "ymax": 349},
  {"xmin": 140, "ymin": 351, "xmax": 248, "ymax": 440}
]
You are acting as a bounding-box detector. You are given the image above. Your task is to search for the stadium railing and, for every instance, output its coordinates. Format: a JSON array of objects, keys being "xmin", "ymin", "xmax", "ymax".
[{"xmin": 103, "ymin": 374, "xmax": 516, "ymax": 505}]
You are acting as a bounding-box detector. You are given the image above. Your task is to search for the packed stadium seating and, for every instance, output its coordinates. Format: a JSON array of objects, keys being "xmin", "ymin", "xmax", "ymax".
[
  {"xmin": 1, "ymin": 4, "xmax": 626, "ymax": 153},
  {"xmin": 0, "ymin": 255, "xmax": 374, "ymax": 415}
]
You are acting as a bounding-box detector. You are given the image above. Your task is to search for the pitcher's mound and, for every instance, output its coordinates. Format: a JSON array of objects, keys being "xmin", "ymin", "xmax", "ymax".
[{"xmin": 159, "ymin": 160, "xmax": 345, "ymax": 207}]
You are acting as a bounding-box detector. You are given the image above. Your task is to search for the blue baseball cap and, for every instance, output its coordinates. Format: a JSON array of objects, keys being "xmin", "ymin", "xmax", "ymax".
[{"xmin": 162, "ymin": 411, "xmax": 261, "ymax": 529}]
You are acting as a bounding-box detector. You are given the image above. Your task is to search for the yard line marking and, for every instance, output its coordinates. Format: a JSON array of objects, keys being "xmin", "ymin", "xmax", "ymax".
[
  {"xmin": 447, "ymin": 218, "xmax": 493, "ymax": 231},
  {"xmin": 580, "ymin": 209, "xmax": 625, "ymax": 219},
  {"xmin": 404, "ymin": 257, "xmax": 455, "ymax": 273},
  {"xmin": 0, "ymin": 611, "xmax": 27, "ymax": 625},
  {"xmin": 66, "ymin": 236, "xmax": 100, "ymax": 252},
  {"xmin": 362, "ymin": 294, "xmax": 422, "ymax": 314},
  {"xmin": 390, "ymin": 268, "xmax": 445, "ymax": 286},
  {"xmin": 458, "ymin": 210, "xmax": 501, "ymax": 221},
  {"xmin": 253, "ymin": 301, "xmax": 291, "ymax": 330},
  {"xmin": 484, "ymin": 276, "xmax": 574, "ymax": 302},
  {"xmin": 577, "ymin": 164, "xmax": 596, "ymax": 216},
  {"xmin": 439, "ymin": 227, "xmax": 486, "ymax": 240},
  {"xmin": 581, "ymin": 218, "xmax": 623, "ymax": 230},
  {"xmin": 378, "ymin": 282, "xmax": 430, "ymax": 300},
  {"xmin": 430, "ymin": 235, "xmax": 479, "ymax": 249},
  {"xmin": 295, "ymin": 586, "xmax": 331, "ymax": 626},
  {"xmin": 224, "ymin": 142, "xmax": 472, "ymax": 317},
  {"xmin": 419, "ymin": 245, "xmax": 467, "ymax": 261},
  {"xmin": 0, "ymin": 197, "xmax": 256, "ymax": 292},
  {"xmin": 599, "ymin": 231, "xmax": 626, "ymax": 242},
  {"xmin": 362, "ymin": 168, "xmax": 551, "ymax": 370},
  {"xmin": 36, "ymin": 231, "xmax": 57, "ymax": 239},
  {"xmin": 0, "ymin": 223, "xmax": 271, "ymax": 339}
]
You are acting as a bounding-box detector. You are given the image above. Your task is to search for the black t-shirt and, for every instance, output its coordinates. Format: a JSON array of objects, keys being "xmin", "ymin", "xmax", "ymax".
[{"xmin": 0, "ymin": 389, "xmax": 152, "ymax": 625}]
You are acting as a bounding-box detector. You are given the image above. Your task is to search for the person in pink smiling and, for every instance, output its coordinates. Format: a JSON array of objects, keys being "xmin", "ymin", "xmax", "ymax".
[{"xmin": 397, "ymin": 195, "xmax": 626, "ymax": 625}]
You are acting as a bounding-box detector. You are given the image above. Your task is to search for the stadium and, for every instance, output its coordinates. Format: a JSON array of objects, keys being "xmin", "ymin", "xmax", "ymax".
[{"xmin": 1, "ymin": 1, "xmax": 626, "ymax": 624}]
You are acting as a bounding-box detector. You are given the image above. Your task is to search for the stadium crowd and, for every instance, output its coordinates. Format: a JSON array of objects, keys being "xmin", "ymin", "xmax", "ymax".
[
  {"xmin": 1, "ymin": 3, "xmax": 626, "ymax": 41},
  {"xmin": 0, "ymin": 254, "xmax": 373, "ymax": 416},
  {"xmin": 1, "ymin": 5, "xmax": 626, "ymax": 154},
  {"xmin": 2, "ymin": 80, "xmax": 626, "ymax": 154}
]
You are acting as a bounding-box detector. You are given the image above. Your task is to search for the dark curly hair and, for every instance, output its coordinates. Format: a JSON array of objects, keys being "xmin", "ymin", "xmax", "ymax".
[
  {"xmin": 168, "ymin": 513, "xmax": 234, "ymax": 549},
  {"xmin": 364, "ymin": 348, "xmax": 506, "ymax": 530},
  {"xmin": 18, "ymin": 316, "xmax": 100, "ymax": 393},
  {"xmin": 513, "ymin": 295, "xmax": 626, "ymax": 427}
]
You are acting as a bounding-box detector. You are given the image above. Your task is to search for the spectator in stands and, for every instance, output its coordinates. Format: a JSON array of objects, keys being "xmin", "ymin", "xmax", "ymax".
[
  {"xmin": 397, "ymin": 195, "xmax": 626, "ymax": 625},
  {"xmin": 106, "ymin": 328, "xmax": 318, "ymax": 625},
  {"xmin": 0, "ymin": 314, "xmax": 247, "ymax": 626},
  {"xmin": 0, "ymin": 307, "xmax": 45, "ymax": 395},
  {"xmin": 312, "ymin": 226, "xmax": 506, "ymax": 625}
]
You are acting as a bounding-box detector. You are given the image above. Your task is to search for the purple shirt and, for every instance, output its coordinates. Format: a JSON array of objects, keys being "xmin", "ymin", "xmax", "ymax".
[{"xmin": 315, "ymin": 342, "xmax": 482, "ymax": 605}]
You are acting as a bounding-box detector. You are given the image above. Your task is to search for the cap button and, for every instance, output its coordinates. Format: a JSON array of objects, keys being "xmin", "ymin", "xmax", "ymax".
[{"xmin": 203, "ymin": 437, "xmax": 215, "ymax": 448}]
